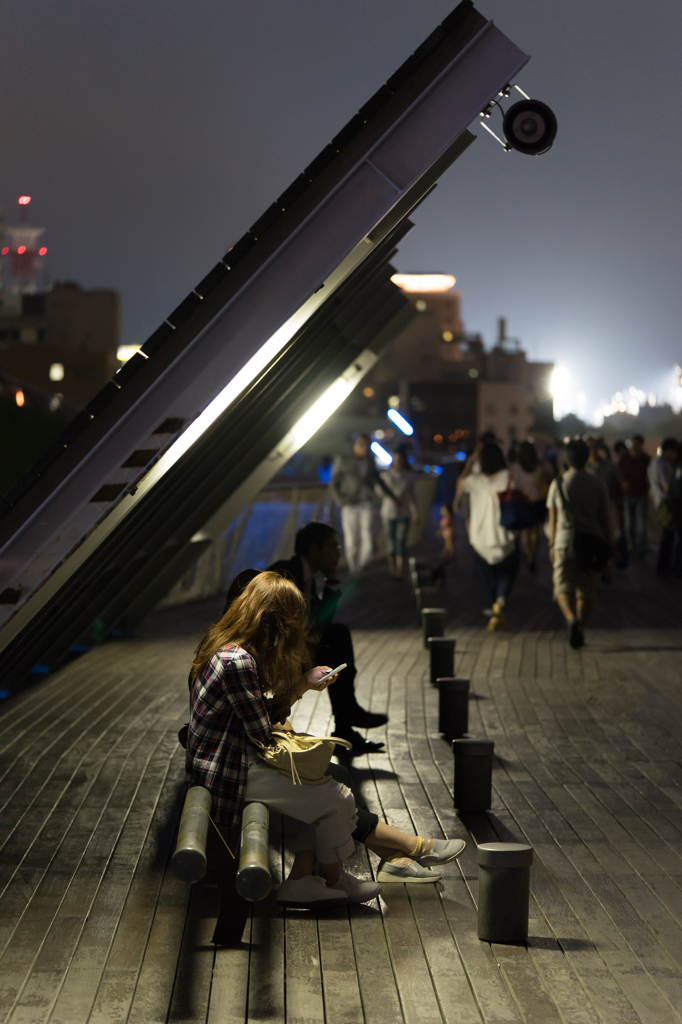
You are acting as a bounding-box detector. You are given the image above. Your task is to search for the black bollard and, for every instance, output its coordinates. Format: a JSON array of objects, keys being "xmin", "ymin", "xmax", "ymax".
[
  {"xmin": 437, "ymin": 677, "xmax": 470, "ymax": 737},
  {"xmin": 428, "ymin": 636, "xmax": 455, "ymax": 684},
  {"xmin": 421, "ymin": 607, "xmax": 445, "ymax": 649},
  {"xmin": 477, "ymin": 842, "xmax": 533, "ymax": 944},
  {"xmin": 453, "ymin": 738, "xmax": 494, "ymax": 810},
  {"xmin": 415, "ymin": 586, "xmax": 439, "ymax": 623}
]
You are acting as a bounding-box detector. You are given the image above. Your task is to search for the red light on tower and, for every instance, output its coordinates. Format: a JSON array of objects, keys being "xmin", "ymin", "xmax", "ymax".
[
  {"xmin": 1, "ymin": 247, "xmax": 8, "ymax": 256},
  {"xmin": 38, "ymin": 247, "xmax": 47, "ymax": 256},
  {"xmin": 17, "ymin": 246, "xmax": 26, "ymax": 255},
  {"xmin": 18, "ymin": 196, "xmax": 31, "ymax": 205}
]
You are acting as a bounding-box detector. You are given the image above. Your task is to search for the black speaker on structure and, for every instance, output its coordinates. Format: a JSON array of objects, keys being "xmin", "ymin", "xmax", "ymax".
[{"xmin": 502, "ymin": 99, "xmax": 557, "ymax": 155}]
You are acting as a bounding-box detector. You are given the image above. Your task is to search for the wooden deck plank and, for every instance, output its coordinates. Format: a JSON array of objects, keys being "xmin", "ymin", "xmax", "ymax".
[{"xmin": 0, "ymin": 723, "xmax": 175, "ymax": 1019}]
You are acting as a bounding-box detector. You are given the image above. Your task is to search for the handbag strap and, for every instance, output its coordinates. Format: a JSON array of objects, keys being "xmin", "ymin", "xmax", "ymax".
[
  {"xmin": 555, "ymin": 475, "xmax": 575, "ymax": 526},
  {"xmin": 209, "ymin": 816, "xmax": 235, "ymax": 859}
]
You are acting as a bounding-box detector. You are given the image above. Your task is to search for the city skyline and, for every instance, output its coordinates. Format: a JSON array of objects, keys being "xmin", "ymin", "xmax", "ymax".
[{"xmin": 1, "ymin": 0, "xmax": 680, "ymax": 419}]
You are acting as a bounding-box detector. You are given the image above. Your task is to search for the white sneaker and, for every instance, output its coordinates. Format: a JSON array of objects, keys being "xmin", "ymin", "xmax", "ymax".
[
  {"xmin": 329, "ymin": 871, "xmax": 381, "ymax": 904},
  {"xmin": 417, "ymin": 838, "xmax": 466, "ymax": 865},
  {"xmin": 277, "ymin": 874, "xmax": 348, "ymax": 910},
  {"xmin": 377, "ymin": 859, "xmax": 442, "ymax": 883}
]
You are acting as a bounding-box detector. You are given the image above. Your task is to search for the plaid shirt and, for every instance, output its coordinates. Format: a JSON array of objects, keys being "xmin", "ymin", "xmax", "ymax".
[{"xmin": 185, "ymin": 645, "xmax": 289, "ymax": 828}]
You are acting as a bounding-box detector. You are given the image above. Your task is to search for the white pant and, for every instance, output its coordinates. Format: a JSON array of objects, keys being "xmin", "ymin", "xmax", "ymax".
[
  {"xmin": 341, "ymin": 503, "xmax": 374, "ymax": 573},
  {"xmin": 244, "ymin": 761, "xmax": 357, "ymax": 864}
]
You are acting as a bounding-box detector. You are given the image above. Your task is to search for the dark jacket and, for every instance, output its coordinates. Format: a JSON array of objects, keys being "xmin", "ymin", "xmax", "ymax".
[{"xmin": 268, "ymin": 552, "xmax": 341, "ymax": 630}]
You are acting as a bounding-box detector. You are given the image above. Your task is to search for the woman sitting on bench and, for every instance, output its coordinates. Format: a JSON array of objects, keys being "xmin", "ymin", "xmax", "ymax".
[
  {"xmin": 187, "ymin": 570, "xmax": 381, "ymax": 910},
  {"xmin": 203, "ymin": 569, "xmax": 466, "ymax": 891}
]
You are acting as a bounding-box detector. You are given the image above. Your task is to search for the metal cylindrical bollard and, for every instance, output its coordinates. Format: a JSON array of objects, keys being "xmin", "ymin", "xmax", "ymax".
[
  {"xmin": 428, "ymin": 636, "xmax": 455, "ymax": 684},
  {"xmin": 453, "ymin": 738, "xmax": 494, "ymax": 810},
  {"xmin": 415, "ymin": 586, "xmax": 439, "ymax": 623},
  {"xmin": 171, "ymin": 785, "xmax": 212, "ymax": 883},
  {"xmin": 421, "ymin": 607, "xmax": 445, "ymax": 649},
  {"xmin": 236, "ymin": 802, "xmax": 271, "ymax": 901},
  {"xmin": 437, "ymin": 677, "xmax": 470, "ymax": 737},
  {"xmin": 477, "ymin": 843, "xmax": 533, "ymax": 944}
]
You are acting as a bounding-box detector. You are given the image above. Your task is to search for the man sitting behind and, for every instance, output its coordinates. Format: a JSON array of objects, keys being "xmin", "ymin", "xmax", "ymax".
[{"xmin": 269, "ymin": 521, "xmax": 387, "ymax": 754}]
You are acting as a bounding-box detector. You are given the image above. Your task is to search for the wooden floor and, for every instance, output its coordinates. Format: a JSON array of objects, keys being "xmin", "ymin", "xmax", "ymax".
[{"xmin": 1, "ymin": 535, "xmax": 682, "ymax": 1023}]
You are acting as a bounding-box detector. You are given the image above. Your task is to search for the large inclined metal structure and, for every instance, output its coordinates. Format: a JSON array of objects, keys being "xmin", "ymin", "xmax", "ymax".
[{"xmin": 0, "ymin": 0, "xmax": 531, "ymax": 687}]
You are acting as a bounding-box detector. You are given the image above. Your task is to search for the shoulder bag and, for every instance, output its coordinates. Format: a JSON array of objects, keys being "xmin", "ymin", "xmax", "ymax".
[
  {"xmin": 498, "ymin": 472, "xmax": 545, "ymax": 531},
  {"xmin": 252, "ymin": 731, "xmax": 352, "ymax": 785},
  {"xmin": 556, "ymin": 478, "xmax": 611, "ymax": 572}
]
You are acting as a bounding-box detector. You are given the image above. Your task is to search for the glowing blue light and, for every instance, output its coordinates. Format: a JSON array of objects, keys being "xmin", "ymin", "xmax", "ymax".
[
  {"xmin": 371, "ymin": 441, "xmax": 393, "ymax": 466},
  {"xmin": 423, "ymin": 465, "xmax": 432, "ymax": 472},
  {"xmin": 434, "ymin": 466, "xmax": 443, "ymax": 475},
  {"xmin": 387, "ymin": 408, "xmax": 414, "ymax": 436},
  {"xmin": 455, "ymin": 451, "xmax": 467, "ymax": 462}
]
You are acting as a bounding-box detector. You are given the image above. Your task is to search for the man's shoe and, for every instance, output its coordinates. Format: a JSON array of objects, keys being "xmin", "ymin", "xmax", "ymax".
[
  {"xmin": 568, "ymin": 620, "xmax": 584, "ymax": 650},
  {"xmin": 334, "ymin": 728, "xmax": 385, "ymax": 755},
  {"xmin": 348, "ymin": 708, "xmax": 388, "ymax": 730},
  {"xmin": 377, "ymin": 859, "xmax": 442, "ymax": 883},
  {"xmin": 277, "ymin": 875, "xmax": 348, "ymax": 910},
  {"xmin": 329, "ymin": 871, "xmax": 381, "ymax": 904},
  {"xmin": 416, "ymin": 838, "xmax": 466, "ymax": 865}
]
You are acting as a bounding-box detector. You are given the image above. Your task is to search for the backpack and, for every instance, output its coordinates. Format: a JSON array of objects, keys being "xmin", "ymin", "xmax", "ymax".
[{"xmin": 556, "ymin": 478, "xmax": 611, "ymax": 572}]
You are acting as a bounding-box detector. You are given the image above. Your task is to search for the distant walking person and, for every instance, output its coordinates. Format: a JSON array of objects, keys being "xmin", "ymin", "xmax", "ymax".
[
  {"xmin": 619, "ymin": 434, "xmax": 650, "ymax": 555},
  {"xmin": 547, "ymin": 440, "xmax": 613, "ymax": 649},
  {"xmin": 511, "ymin": 440, "xmax": 551, "ymax": 573},
  {"xmin": 460, "ymin": 443, "xmax": 518, "ymax": 631},
  {"xmin": 648, "ymin": 438, "xmax": 680, "ymax": 573},
  {"xmin": 586, "ymin": 436, "xmax": 624, "ymax": 568},
  {"xmin": 378, "ymin": 450, "xmax": 418, "ymax": 577},
  {"xmin": 330, "ymin": 435, "xmax": 393, "ymax": 574}
]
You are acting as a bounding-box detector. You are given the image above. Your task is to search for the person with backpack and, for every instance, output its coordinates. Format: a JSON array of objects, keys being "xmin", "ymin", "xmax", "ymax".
[
  {"xmin": 546, "ymin": 439, "xmax": 613, "ymax": 649},
  {"xmin": 648, "ymin": 437, "xmax": 680, "ymax": 573}
]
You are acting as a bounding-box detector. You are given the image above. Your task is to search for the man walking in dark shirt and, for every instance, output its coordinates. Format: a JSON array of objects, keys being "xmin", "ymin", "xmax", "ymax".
[
  {"xmin": 269, "ymin": 521, "xmax": 387, "ymax": 754},
  {"xmin": 619, "ymin": 434, "xmax": 650, "ymax": 555}
]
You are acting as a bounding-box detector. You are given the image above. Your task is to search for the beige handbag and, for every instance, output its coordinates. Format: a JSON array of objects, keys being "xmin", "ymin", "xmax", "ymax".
[{"xmin": 253, "ymin": 731, "xmax": 352, "ymax": 785}]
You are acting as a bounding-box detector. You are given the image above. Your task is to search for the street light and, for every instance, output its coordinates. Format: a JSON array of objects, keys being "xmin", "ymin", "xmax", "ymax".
[
  {"xmin": 370, "ymin": 441, "xmax": 393, "ymax": 466},
  {"xmin": 387, "ymin": 408, "xmax": 414, "ymax": 436}
]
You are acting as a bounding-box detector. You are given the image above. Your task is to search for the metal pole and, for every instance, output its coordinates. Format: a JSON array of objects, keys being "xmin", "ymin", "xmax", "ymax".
[
  {"xmin": 428, "ymin": 636, "xmax": 455, "ymax": 684},
  {"xmin": 171, "ymin": 785, "xmax": 212, "ymax": 884},
  {"xmin": 437, "ymin": 677, "xmax": 469, "ymax": 737},
  {"xmin": 421, "ymin": 607, "xmax": 445, "ymax": 649},
  {"xmin": 236, "ymin": 801, "xmax": 271, "ymax": 901},
  {"xmin": 453, "ymin": 738, "xmax": 494, "ymax": 810},
  {"xmin": 477, "ymin": 842, "xmax": 533, "ymax": 944}
]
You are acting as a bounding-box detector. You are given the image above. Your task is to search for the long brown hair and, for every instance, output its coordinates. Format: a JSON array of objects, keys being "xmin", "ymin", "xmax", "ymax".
[{"xmin": 191, "ymin": 571, "xmax": 310, "ymax": 703}]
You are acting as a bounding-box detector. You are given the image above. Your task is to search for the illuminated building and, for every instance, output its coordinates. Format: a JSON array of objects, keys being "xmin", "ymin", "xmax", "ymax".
[
  {"xmin": 0, "ymin": 198, "xmax": 120, "ymax": 405},
  {"xmin": 358, "ymin": 277, "xmax": 553, "ymax": 449}
]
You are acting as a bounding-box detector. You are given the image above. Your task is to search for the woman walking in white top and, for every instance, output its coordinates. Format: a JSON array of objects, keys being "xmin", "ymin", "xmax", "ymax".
[
  {"xmin": 460, "ymin": 443, "xmax": 519, "ymax": 630},
  {"xmin": 378, "ymin": 451, "xmax": 419, "ymax": 577}
]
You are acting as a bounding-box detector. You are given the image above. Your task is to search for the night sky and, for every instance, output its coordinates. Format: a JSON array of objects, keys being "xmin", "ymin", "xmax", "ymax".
[{"xmin": 2, "ymin": 1, "xmax": 681, "ymax": 423}]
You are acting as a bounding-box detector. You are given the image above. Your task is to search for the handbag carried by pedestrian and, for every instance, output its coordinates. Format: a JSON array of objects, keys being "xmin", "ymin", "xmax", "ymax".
[
  {"xmin": 497, "ymin": 473, "xmax": 545, "ymax": 531},
  {"xmin": 556, "ymin": 478, "xmax": 611, "ymax": 572},
  {"xmin": 252, "ymin": 731, "xmax": 352, "ymax": 785}
]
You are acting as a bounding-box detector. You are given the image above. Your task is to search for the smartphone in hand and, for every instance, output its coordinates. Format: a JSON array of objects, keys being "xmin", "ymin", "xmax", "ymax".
[{"xmin": 315, "ymin": 663, "xmax": 347, "ymax": 685}]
